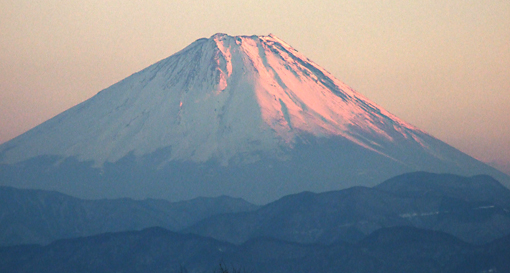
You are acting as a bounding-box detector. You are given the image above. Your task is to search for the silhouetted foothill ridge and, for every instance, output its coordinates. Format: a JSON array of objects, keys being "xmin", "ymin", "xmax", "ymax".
[
  {"xmin": 376, "ymin": 172, "xmax": 510, "ymax": 205},
  {"xmin": 1, "ymin": 226, "xmax": 509, "ymax": 273},
  {"xmin": 187, "ymin": 172, "xmax": 510, "ymax": 245},
  {"xmin": 0, "ymin": 186, "xmax": 258, "ymax": 247}
]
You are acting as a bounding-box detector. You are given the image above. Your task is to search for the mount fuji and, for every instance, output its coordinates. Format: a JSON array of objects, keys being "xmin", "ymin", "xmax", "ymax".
[{"xmin": 0, "ymin": 33, "xmax": 508, "ymax": 204}]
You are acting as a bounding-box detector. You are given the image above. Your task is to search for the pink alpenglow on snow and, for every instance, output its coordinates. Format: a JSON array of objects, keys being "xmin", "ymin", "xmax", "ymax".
[{"xmin": 0, "ymin": 34, "xmax": 426, "ymax": 165}]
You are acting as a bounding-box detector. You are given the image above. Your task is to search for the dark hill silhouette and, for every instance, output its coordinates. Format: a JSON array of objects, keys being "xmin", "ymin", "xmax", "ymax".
[
  {"xmin": 186, "ymin": 172, "xmax": 510, "ymax": 245},
  {"xmin": 1, "ymin": 226, "xmax": 509, "ymax": 273},
  {"xmin": 0, "ymin": 186, "xmax": 257, "ymax": 246}
]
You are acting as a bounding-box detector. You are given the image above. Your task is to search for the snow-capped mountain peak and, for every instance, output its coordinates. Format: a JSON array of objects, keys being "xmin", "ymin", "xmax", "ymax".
[
  {"xmin": 0, "ymin": 33, "xmax": 426, "ymax": 166},
  {"xmin": 1, "ymin": 33, "xmax": 507, "ymax": 203}
]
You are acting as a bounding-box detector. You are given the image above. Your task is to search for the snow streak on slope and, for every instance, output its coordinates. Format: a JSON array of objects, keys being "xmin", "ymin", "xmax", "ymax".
[{"xmin": 0, "ymin": 33, "xmax": 429, "ymax": 166}]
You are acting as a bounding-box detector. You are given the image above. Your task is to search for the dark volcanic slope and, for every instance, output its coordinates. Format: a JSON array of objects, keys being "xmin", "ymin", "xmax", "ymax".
[
  {"xmin": 0, "ymin": 226, "xmax": 509, "ymax": 273},
  {"xmin": 0, "ymin": 186, "xmax": 257, "ymax": 246},
  {"xmin": 186, "ymin": 172, "xmax": 510, "ymax": 245}
]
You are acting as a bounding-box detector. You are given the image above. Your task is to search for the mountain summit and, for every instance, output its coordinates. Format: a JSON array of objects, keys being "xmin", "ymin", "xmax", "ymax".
[
  {"xmin": 0, "ymin": 33, "xmax": 508, "ymax": 203},
  {"xmin": 1, "ymin": 33, "xmax": 422, "ymax": 165}
]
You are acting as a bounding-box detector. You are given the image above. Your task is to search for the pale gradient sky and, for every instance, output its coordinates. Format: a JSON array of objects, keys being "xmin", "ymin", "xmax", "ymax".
[{"xmin": 1, "ymin": 0, "xmax": 509, "ymax": 174}]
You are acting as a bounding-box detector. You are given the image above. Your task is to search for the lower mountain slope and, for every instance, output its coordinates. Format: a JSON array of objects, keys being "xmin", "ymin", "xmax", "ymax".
[{"xmin": 1, "ymin": 135, "xmax": 508, "ymax": 205}]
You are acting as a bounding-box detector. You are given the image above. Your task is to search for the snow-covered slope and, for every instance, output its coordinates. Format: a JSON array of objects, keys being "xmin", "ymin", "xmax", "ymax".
[
  {"xmin": 0, "ymin": 34, "xmax": 508, "ymax": 203},
  {"xmin": 1, "ymin": 34, "xmax": 425, "ymax": 165}
]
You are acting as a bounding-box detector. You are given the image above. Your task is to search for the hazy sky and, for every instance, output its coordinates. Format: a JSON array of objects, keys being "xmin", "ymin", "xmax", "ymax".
[{"xmin": 1, "ymin": 0, "xmax": 509, "ymax": 174}]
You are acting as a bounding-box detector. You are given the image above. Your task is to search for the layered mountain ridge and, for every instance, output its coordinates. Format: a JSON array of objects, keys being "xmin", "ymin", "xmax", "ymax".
[
  {"xmin": 2, "ymin": 172, "xmax": 510, "ymax": 248},
  {"xmin": 2, "ymin": 226, "xmax": 510, "ymax": 273},
  {"xmin": 0, "ymin": 33, "xmax": 508, "ymax": 203}
]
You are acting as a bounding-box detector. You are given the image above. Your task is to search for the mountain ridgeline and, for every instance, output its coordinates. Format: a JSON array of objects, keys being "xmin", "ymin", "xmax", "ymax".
[
  {"xmin": 1, "ymin": 226, "xmax": 509, "ymax": 273},
  {"xmin": 2, "ymin": 172, "xmax": 510, "ymax": 248},
  {"xmin": 1, "ymin": 172, "xmax": 510, "ymax": 272},
  {"xmin": 0, "ymin": 187, "xmax": 257, "ymax": 246},
  {"xmin": 0, "ymin": 33, "xmax": 508, "ymax": 204},
  {"xmin": 186, "ymin": 172, "xmax": 510, "ymax": 245}
]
